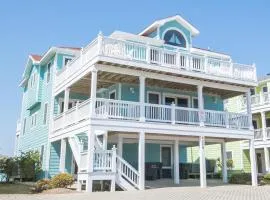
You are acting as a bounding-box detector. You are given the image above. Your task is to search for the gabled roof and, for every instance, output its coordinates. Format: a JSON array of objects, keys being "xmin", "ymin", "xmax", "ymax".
[{"xmin": 139, "ymin": 15, "xmax": 200, "ymax": 37}]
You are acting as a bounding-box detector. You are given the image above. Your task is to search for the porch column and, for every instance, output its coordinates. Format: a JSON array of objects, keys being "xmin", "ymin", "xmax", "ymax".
[
  {"xmin": 221, "ymin": 141, "xmax": 228, "ymax": 183},
  {"xmin": 174, "ymin": 140, "xmax": 180, "ymax": 184},
  {"xmin": 86, "ymin": 128, "xmax": 95, "ymax": 192},
  {"xmin": 261, "ymin": 111, "xmax": 266, "ymax": 140},
  {"xmin": 64, "ymin": 87, "xmax": 70, "ymax": 113},
  {"xmin": 139, "ymin": 76, "xmax": 145, "ymax": 122},
  {"xmin": 249, "ymin": 139, "xmax": 258, "ymax": 186},
  {"xmin": 199, "ymin": 136, "xmax": 207, "ymax": 188},
  {"xmin": 246, "ymin": 90, "xmax": 253, "ymax": 130},
  {"xmin": 59, "ymin": 138, "xmax": 67, "ymax": 173},
  {"xmin": 197, "ymin": 85, "xmax": 205, "ymax": 126},
  {"xmin": 117, "ymin": 135, "xmax": 123, "ymax": 157},
  {"xmin": 90, "ymin": 67, "xmax": 98, "ymax": 117},
  {"xmin": 264, "ymin": 147, "xmax": 270, "ymax": 173},
  {"xmin": 103, "ymin": 132, "xmax": 108, "ymax": 150},
  {"xmin": 138, "ymin": 131, "xmax": 145, "ymax": 190}
]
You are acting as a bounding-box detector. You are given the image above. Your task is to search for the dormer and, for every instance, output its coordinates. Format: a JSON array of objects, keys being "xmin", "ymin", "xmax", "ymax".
[{"xmin": 139, "ymin": 15, "xmax": 199, "ymax": 50}]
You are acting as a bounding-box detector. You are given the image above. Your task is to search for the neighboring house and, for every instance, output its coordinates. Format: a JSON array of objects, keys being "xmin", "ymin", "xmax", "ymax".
[
  {"xmin": 226, "ymin": 74, "xmax": 270, "ymax": 175},
  {"xmin": 15, "ymin": 15, "xmax": 258, "ymax": 192}
]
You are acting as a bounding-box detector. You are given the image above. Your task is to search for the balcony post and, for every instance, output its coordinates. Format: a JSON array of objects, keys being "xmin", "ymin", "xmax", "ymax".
[
  {"xmin": 139, "ymin": 76, "xmax": 146, "ymax": 122},
  {"xmin": 59, "ymin": 138, "xmax": 67, "ymax": 173},
  {"xmin": 174, "ymin": 140, "xmax": 180, "ymax": 184},
  {"xmin": 117, "ymin": 135, "xmax": 123, "ymax": 157},
  {"xmin": 103, "ymin": 131, "xmax": 108, "ymax": 150},
  {"xmin": 197, "ymin": 85, "xmax": 205, "ymax": 126},
  {"xmin": 246, "ymin": 90, "xmax": 253, "ymax": 130},
  {"xmin": 138, "ymin": 131, "xmax": 145, "ymax": 190},
  {"xmin": 204, "ymin": 56, "xmax": 208, "ymax": 73},
  {"xmin": 146, "ymin": 43, "xmax": 151, "ymax": 64},
  {"xmin": 90, "ymin": 67, "xmax": 98, "ymax": 117},
  {"xmin": 230, "ymin": 62, "xmax": 234, "ymax": 78},
  {"xmin": 260, "ymin": 92, "xmax": 264, "ymax": 105},
  {"xmin": 199, "ymin": 136, "xmax": 207, "ymax": 188},
  {"xmin": 261, "ymin": 111, "xmax": 266, "ymax": 140},
  {"xmin": 97, "ymin": 31, "xmax": 103, "ymax": 55},
  {"xmin": 221, "ymin": 141, "xmax": 228, "ymax": 183},
  {"xmin": 264, "ymin": 147, "xmax": 270, "ymax": 173},
  {"xmin": 86, "ymin": 127, "xmax": 95, "ymax": 192},
  {"xmin": 63, "ymin": 87, "xmax": 70, "ymax": 128},
  {"xmin": 171, "ymin": 102, "xmax": 176, "ymax": 124},
  {"xmin": 75, "ymin": 101, "xmax": 79, "ymax": 123},
  {"xmin": 249, "ymin": 138, "xmax": 258, "ymax": 186}
]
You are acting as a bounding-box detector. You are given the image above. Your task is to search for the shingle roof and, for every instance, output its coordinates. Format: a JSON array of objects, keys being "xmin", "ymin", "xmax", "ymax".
[{"xmin": 30, "ymin": 54, "xmax": 42, "ymax": 61}]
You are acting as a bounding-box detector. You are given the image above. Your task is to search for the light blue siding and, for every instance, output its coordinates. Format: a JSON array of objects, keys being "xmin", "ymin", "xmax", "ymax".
[{"xmin": 49, "ymin": 141, "xmax": 61, "ymax": 178}]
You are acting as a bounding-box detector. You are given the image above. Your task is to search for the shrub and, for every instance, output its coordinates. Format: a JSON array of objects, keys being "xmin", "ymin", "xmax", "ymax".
[
  {"xmin": 50, "ymin": 173, "xmax": 74, "ymax": 188},
  {"xmin": 33, "ymin": 179, "xmax": 51, "ymax": 193},
  {"xmin": 227, "ymin": 159, "xmax": 234, "ymax": 170},
  {"xmin": 261, "ymin": 173, "xmax": 270, "ymax": 185},
  {"xmin": 229, "ymin": 173, "xmax": 251, "ymax": 184}
]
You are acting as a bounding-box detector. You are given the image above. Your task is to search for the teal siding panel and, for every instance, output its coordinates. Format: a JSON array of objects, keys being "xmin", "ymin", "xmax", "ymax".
[
  {"xmin": 145, "ymin": 143, "xmax": 160, "ymax": 162},
  {"xmin": 65, "ymin": 142, "xmax": 73, "ymax": 174},
  {"xmin": 179, "ymin": 145, "xmax": 187, "ymax": 163},
  {"xmin": 123, "ymin": 143, "xmax": 138, "ymax": 169},
  {"xmin": 49, "ymin": 141, "xmax": 61, "ymax": 178}
]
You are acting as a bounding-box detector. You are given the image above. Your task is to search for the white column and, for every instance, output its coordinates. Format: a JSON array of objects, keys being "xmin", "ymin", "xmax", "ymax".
[
  {"xmin": 117, "ymin": 135, "xmax": 123, "ymax": 157},
  {"xmin": 199, "ymin": 136, "xmax": 207, "ymax": 188},
  {"xmin": 261, "ymin": 111, "xmax": 266, "ymax": 140},
  {"xmin": 264, "ymin": 147, "xmax": 270, "ymax": 173},
  {"xmin": 249, "ymin": 139, "xmax": 258, "ymax": 186},
  {"xmin": 59, "ymin": 138, "xmax": 67, "ymax": 173},
  {"xmin": 86, "ymin": 128, "xmax": 95, "ymax": 192},
  {"xmin": 90, "ymin": 67, "xmax": 98, "ymax": 117},
  {"xmin": 138, "ymin": 131, "xmax": 145, "ymax": 190},
  {"xmin": 64, "ymin": 88, "xmax": 70, "ymax": 113},
  {"xmin": 246, "ymin": 90, "xmax": 253, "ymax": 130},
  {"xmin": 139, "ymin": 76, "xmax": 146, "ymax": 122},
  {"xmin": 197, "ymin": 85, "xmax": 205, "ymax": 127},
  {"xmin": 103, "ymin": 132, "xmax": 108, "ymax": 150},
  {"xmin": 174, "ymin": 140, "xmax": 180, "ymax": 184},
  {"xmin": 221, "ymin": 141, "xmax": 228, "ymax": 183}
]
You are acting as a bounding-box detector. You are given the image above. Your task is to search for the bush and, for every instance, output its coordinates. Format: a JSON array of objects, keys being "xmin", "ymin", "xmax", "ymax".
[
  {"xmin": 229, "ymin": 173, "xmax": 251, "ymax": 184},
  {"xmin": 261, "ymin": 173, "xmax": 270, "ymax": 185},
  {"xmin": 33, "ymin": 179, "xmax": 51, "ymax": 193},
  {"xmin": 50, "ymin": 173, "xmax": 74, "ymax": 188}
]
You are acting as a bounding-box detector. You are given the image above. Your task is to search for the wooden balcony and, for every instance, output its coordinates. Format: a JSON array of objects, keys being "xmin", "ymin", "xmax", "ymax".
[{"xmin": 53, "ymin": 98, "xmax": 250, "ymax": 133}]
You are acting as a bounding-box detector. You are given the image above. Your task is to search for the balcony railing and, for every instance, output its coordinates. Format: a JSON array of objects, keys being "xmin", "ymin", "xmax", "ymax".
[
  {"xmin": 55, "ymin": 36, "xmax": 257, "ymax": 88},
  {"xmin": 253, "ymin": 128, "xmax": 270, "ymax": 141},
  {"xmin": 242, "ymin": 92, "xmax": 270, "ymax": 109},
  {"xmin": 53, "ymin": 98, "xmax": 250, "ymax": 132}
]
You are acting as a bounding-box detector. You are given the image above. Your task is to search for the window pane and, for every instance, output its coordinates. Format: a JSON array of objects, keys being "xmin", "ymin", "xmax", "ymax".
[
  {"xmin": 64, "ymin": 58, "xmax": 72, "ymax": 66},
  {"xmin": 148, "ymin": 93, "xmax": 159, "ymax": 104},
  {"xmin": 164, "ymin": 30, "xmax": 186, "ymax": 48},
  {"xmin": 250, "ymin": 89, "xmax": 255, "ymax": 95},
  {"xmin": 177, "ymin": 98, "xmax": 188, "ymax": 107},
  {"xmin": 263, "ymin": 87, "xmax": 268, "ymax": 93},
  {"xmin": 193, "ymin": 98, "xmax": 198, "ymax": 108},
  {"xmin": 252, "ymin": 120, "xmax": 258, "ymax": 129},
  {"xmin": 226, "ymin": 152, "xmax": 232, "ymax": 160},
  {"xmin": 43, "ymin": 104, "xmax": 48, "ymax": 124},
  {"xmin": 109, "ymin": 92, "xmax": 116, "ymax": 100},
  {"xmin": 165, "ymin": 97, "xmax": 175, "ymax": 105},
  {"xmin": 161, "ymin": 147, "xmax": 171, "ymax": 167}
]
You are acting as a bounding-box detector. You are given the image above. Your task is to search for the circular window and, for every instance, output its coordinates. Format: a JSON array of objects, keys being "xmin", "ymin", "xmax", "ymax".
[{"xmin": 164, "ymin": 30, "xmax": 186, "ymax": 48}]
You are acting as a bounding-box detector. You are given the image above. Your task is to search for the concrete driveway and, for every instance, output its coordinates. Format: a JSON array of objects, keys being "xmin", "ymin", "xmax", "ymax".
[{"xmin": 1, "ymin": 185, "xmax": 270, "ymax": 200}]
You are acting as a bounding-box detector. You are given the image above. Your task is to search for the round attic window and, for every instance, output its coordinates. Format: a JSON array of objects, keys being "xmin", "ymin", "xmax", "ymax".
[{"xmin": 163, "ymin": 30, "xmax": 186, "ymax": 48}]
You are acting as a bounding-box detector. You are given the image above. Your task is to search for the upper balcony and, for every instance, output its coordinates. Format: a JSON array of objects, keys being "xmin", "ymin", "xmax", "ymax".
[
  {"xmin": 54, "ymin": 34, "xmax": 257, "ymax": 94},
  {"xmin": 241, "ymin": 93, "xmax": 270, "ymax": 112}
]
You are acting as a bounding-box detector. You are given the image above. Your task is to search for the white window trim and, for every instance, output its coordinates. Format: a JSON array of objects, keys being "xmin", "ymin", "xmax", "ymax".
[
  {"xmin": 163, "ymin": 93, "xmax": 191, "ymax": 107},
  {"xmin": 22, "ymin": 117, "xmax": 27, "ymax": 135},
  {"xmin": 43, "ymin": 102, "xmax": 49, "ymax": 125},
  {"xmin": 160, "ymin": 144, "xmax": 173, "ymax": 169},
  {"xmin": 109, "ymin": 89, "xmax": 117, "ymax": 100},
  {"xmin": 46, "ymin": 62, "xmax": 52, "ymax": 84},
  {"xmin": 192, "ymin": 97, "xmax": 198, "ymax": 108},
  {"xmin": 30, "ymin": 111, "xmax": 38, "ymax": 129},
  {"xmin": 62, "ymin": 56, "xmax": 73, "ymax": 68},
  {"xmin": 147, "ymin": 91, "xmax": 161, "ymax": 104}
]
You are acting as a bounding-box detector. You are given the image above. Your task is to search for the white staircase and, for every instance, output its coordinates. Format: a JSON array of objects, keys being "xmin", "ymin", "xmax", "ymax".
[{"xmin": 68, "ymin": 136, "xmax": 81, "ymax": 164}]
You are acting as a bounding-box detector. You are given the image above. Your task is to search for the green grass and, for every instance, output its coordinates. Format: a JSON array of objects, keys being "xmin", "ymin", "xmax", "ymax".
[{"xmin": 0, "ymin": 183, "xmax": 32, "ymax": 194}]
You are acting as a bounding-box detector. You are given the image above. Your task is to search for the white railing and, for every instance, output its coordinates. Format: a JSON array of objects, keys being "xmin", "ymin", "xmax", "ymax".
[
  {"xmin": 266, "ymin": 128, "xmax": 270, "ymax": 140},
  {"xmin": 53, "ymin": 98, "xmax": 251, "ymax": 132},
  {"xmin": 242, "ymin": 92, "xmax": 270, "ymax": 109},
  {"xmin": 116, "ymin": 155, "xmax": 140, "ymax": 188},
  {"xmin": 55, "ymin": 35, "xmax": 257, "ymax": 89},
  {"xmin": 95, "ymin": 98, "xmax": 140, "ymax": 120},
  {"xmin": 254, "ymin": 129, "xmax": 263, "ymax": 140},
  {"xmin": 80, "ymin": 152, "xmax": 88, "ymax": 171},
  {"xmin": 93, "ymin": 149, "xmax": 115, "ymax": 171}
]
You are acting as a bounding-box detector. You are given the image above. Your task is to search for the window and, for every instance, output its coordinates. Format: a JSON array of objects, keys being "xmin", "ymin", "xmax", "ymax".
[
  {"xmin": 252, "ymin": 120, "xmax": 258, "ymax": 129},
  {"xmin": 64, "ymin": 57, "xmax": 72, "ymax": 66},
  {"xmin": 177, "ymin": 98, "xmax": 188, "ymax": 107},
  {"xmin": 109, "ymin": 91, "xmax": 116, "ymax": 100},
  {"xmin": 22, "ymin": 118, "xmax": 26, "ymax": 135},
  {"xmin": 193, "ymin": 98, "xmax": 198, "ymax": 108},
  {"xmin": 30, "ymin": 73, "xmax": 37, "ymax": 89},
  {"xmin": 43, "ymin": 103, "xmax": 48, "ymax": 125},
  {"xmin": 46, "ymin": 62, "xmax": 51, "ymax": 83},
  {"xmin": 250, "ymin": 88, "xmax": 255, "ymax": 95},
  {"xmin": 266, "ymin": 118, "xmax": 270, "ymax": 127},
  {"xmin": 163, "ymin": 30, "xmax": 186, "ymax": 48},
  {"xmin": 40, "ymin": 145, "xmax": 44, "ymax": 167},
  {"xmin": 263, "ymin": 86, "xmax": 268, "ymax": 93},
  {"xmin": 226, "ymin": 151, "xmax": 232, "ymax": 160},
  {"xmin": 161, "ymin": 146, "xmax": 172, "ymax": 167},
  {"xmin": 165, "ymin": 97, "xmax": 175, "ymax": 105},
  {"xmin": 31, "ymin": 113, "xmax": 38, "ymax": 128},
  {"xmin": 148, "ymin": 93, "xmax": 160, "ymax": 104}
]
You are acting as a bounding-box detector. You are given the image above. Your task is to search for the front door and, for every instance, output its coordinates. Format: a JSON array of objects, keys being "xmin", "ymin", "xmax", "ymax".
[
  {"xmin": 161, "ymin": 146, "xmax": 172, "ymax": 178},
  {"xmin": 256, "ymin": 153, "xmax": 263, "ymax": 173}
]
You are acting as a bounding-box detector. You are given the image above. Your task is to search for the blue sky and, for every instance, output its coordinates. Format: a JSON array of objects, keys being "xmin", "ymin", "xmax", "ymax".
[{"xmin": 0, "ymin": 1, "xmax": 269, "ymax": 156}]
